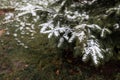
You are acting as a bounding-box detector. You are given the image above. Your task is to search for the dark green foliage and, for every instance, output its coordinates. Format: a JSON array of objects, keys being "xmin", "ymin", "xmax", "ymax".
[
  {"xmin": 0, "ymin": 0, "xmax": 120, "ymax": 80},
  {"xmin": 0, "ymin": 32, "xmax": 119, "ymax": 80}
]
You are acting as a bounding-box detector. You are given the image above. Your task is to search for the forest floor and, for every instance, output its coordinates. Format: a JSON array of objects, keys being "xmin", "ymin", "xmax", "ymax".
[{"xmin": 0, "ymin": 47, "xmax": 120, "ymax": 80}]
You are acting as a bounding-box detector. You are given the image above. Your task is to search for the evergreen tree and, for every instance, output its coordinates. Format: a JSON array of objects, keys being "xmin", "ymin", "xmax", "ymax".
[{"xmin": 0, "ymin": 0, "xmax": 120, "ymax": 66}]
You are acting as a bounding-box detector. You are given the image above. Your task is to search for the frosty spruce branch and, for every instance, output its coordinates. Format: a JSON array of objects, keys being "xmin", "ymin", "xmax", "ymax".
[{"xmin": 0, "ymin": 0, "xmax": 120, "ymax": 66}]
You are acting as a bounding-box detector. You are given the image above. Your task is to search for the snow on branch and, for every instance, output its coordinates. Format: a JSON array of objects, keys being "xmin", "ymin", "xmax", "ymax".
[
  {"xmin": 1, "ymin": 0, "xmax": 114, "ymax": 65},
  {"xmin": 82, "ymin": 39, "xmax": 104, "ymax": 65}
]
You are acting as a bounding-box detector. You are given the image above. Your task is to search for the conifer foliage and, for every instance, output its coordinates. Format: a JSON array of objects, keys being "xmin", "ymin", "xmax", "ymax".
[{"xmin": 0, "ymin": 0, "xmax": 120, "ymax": 66}]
